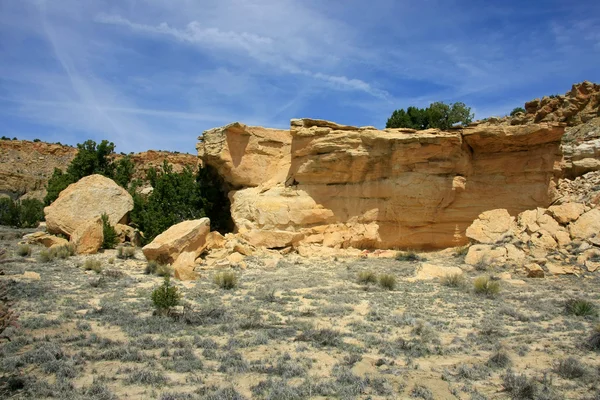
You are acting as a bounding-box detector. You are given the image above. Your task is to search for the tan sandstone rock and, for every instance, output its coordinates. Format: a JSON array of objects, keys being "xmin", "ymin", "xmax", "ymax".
[
  {"xmin": 465, "ymin": 244, "xmax": 507, "ymax": 265},
  {"xmin": 25, "ymin": 232, "xmax": 69, "ymax": 248},
  {"xmin": 525, "ymin": 263, "xmax": 545, "ymax": 278},
  {"xmin": 70, "ymin": 216, "xmax": 103, "ymax": 254},
  {"xmin": 546, "ymin": 263, "xmax": 577, "ymax": 276},
  {"xmin": 142, "ymin": 218, "xmax": 210, "ymax": 264},
  {"xmin": 199, "ymin": 118, "xmax": 564, "ymax": 250},
  {"xmin": 409, "ymin": 263, "xmax": 463, "ymax": 281},
  {"xmin": 466, "ymin": 209, "xmax": 516, "ymax": 244},
  {"xmin": 242, "ymin": 229, "xmax": 303, "ymax": 249},
  {"xmin": 547, "ymin": 203, "xmax": 586, "ymax": 224},
  {"xmin": 44, "ymin": 174, "xmax": 133, "ymax": 237},
  {"xmin": 173, "ymin": 252, "xmax": 199, "ymax": 281},
  {"xmin": 569, "ymin": 208, "xmax": 600, "ymax": 240}
]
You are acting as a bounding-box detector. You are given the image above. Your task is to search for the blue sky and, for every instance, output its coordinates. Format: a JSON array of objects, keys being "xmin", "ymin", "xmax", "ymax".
[{"xmin": 1, "ymin": 0, "xmax": 599, "ymax": 154}]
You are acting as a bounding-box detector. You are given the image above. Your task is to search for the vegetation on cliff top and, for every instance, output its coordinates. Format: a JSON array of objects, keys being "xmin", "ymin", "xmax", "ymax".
[{"xmin": 386, "ymin": 101, "xmax": 473, "ymax": 130}]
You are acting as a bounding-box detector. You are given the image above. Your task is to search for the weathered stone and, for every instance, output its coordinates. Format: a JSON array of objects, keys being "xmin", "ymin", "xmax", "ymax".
[
  {"xmin": 70, "ymin": 216, "xmax": 103, "ymax": 254},
  {"xmin": 205, "ymin": 231, "xmax": 226, "ymax": 250},
  {"xmin": 504, "ymin": 244, "xmax": 526, "ymax": 264},
  {"xmin": 25, "ymin": 232, "xmax": 69, "ymax": 248},
  {"xmin": 569, "ymin": 209, "xmax": 600, "ymax": 240},
  {"xmin": 142, "ymin": 218, "xmax": 210, "ymax": 264},
  {"xmin": 173, "ymin": 252, "xmax": 198, "ymax": 281},
  {"xmin": 22, "ymin": 271, "xmax": 41, "ymax": 280},
  {"xmin": 546, "ymin": 263, "xmax": 577, "ymax": 275},
  {"xmin": 465, "ymin": 244, "xmax": 507, "ymax": 265},
  {"xmin": 242, "ymin": 229, "xmax": 303, "ymax": 249},
  {"xmin": 199, "ymin": 119, "xmax": 564, "ymax": 250},
  {"xmin": 44, "ymin": 175, "xmax": 133, "ymax": 237},
  {"xmin": 547, "ymin": 203, "xmax": 586, "ymax": 224},
  {"xmin": 409, "ymin": 263, "xmax": 463, "ymax": 281},
  {"xmin": 525, "ymin": 263, "xmax": 545, "ymax": 278}
]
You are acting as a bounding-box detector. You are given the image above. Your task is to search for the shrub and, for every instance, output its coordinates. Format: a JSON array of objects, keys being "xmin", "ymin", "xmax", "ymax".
[
  {"xmin": 378, "ymin": 274, "xmax": 396, "ymax": 290},
  {"xmin": 0, "ymin": 280, "xmax": 19, "ymax": 342},
  {"xmin": 0, "ymin": 198, "xmax": 44, "ymax": 228},
  {"xmin": 16, "ymin": 244, "xmax": 32, "ymax": 257},
  {"xmin": 214, "ymin": 271, "xmax": 238, "ymax": 290},
  {"xmin": 565, "ymin": 298, "xmax": 597, "ymax": 317},
  {"xmin": 395, "ymin": 250, "xmax": 423, "ymax": 262},
  {"xmin": 38, "ymin": 244, "xmax": 75, "ymax": 263},
  {"xmin": 357, "ymin": 271, "xmax": 377, "ymax": 284},
  {"xmin": 101, "ymin": 213, "xmax": 118, "ymax": 250},
  {"xmin": 441, "ymin": 273, "xmax": 466, "ymax": 288},
  {"xmin": 39, "ymin": 249, "xmax": 52, "ymax": 263},
  {"xmin": 151, "ymin": 276, "xmax": 181, "ymax": 315},
  {"xmin": 487, "ymin": 348, "xmax": 512, "ymax": 369},
  {"xmin": 410, "ymin": 384, "xmax": 434, "ymax": 399},
  {"xmin": 473, "ymin": 276, "xmax": 500, "ymax": 297},
  {"xmin": 116, "ymin": 245, "xmax": 135, "ymax": 259},
  {"xmin": 502, "ymin": 370, "xmax": 537, "ymax": 399},
  {"xmin": 453, "ymin": 245, "xmax": 469, "ymax": 257},
  {"xmin": 83, "ymin": 259, "xmax": 102, "ymax": 273},
  {"xmin": 145, "ymin": 260, "xmax": 172, "ymax": 277},
  {"xmin": 588, "ymin": 324, "xmax": 600, "ymax": 351},
  {"xmin": 554, "ymin": 357, "xmax": 588, "ymax": 379},
  {"xmin": 295, "ymin": 328, "xmax": 341, "ymax": 347},
  {"xmin": 510, "ymin": 107, "xmax": 526, "ymax": 116}
]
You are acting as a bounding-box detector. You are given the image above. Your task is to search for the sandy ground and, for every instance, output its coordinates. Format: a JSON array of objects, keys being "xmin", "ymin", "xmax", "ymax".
[{"xmin": 0, "ymin": 227, "xmax": 599, "ymax": 400}]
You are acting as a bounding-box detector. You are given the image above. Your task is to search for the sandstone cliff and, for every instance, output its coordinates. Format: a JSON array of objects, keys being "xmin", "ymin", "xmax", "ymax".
[
  {"xmin": 0, "ymin": 139, "xmax": 198, "ymax": 200},
  {"xmin": 199, "ymin": 119, "xmax": 565, "ymax": 250}
]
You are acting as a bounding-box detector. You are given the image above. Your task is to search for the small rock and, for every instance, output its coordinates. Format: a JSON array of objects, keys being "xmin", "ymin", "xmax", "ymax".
[
  {"xmin": 525, "ymin": 263, "xmax": 545, "ymax": 278},
  {"xmin": 22, "ymin": 271, "xmax": 40, "ymax": 280}
]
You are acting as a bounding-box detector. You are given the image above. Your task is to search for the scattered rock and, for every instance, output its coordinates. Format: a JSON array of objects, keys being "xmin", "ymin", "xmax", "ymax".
[
  {"xmin": 409, "ymin": 263, "xmax": 463, "ymax": 281},
  {"xmin": 547, "ymin": 203, "xmax": 586, "ymax": 224},
  {"xmin": 22, "ymin": 271, "xmax": 40, "ymax": 280},
  {"xmin": 142, "ymin": 218, "xmax": 210, "ymax": 265},
  {"xmin": 466, "ymin": 209, "xmax": 516, "ymax": 244},
  {"xmin": 569, "ymin": 209, "xmax": 600, "ymax": 240},
  {"xmin": 24, "ymin": 232, "xmax": 69, "ymax": 248},
  {"xmin": 525, "ymin": 263, "xmax": 545, "ymax": 278},
  {"xmin": 464, "ymin": 244, "xmax": 506, "ymax": 265}
]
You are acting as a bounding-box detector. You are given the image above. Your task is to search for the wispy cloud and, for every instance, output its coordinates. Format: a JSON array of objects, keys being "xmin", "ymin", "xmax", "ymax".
[{"xmin": 1, "ymin": 0, "xmax": 599, "ymax": 153}]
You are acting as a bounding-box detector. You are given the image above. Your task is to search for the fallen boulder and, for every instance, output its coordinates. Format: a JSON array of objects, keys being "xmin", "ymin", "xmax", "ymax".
[
  {"xmin": 466, "ymin": 209, "xmax": 516, "ymax": 244},
  {"xmin": 44, "ymin": 174, "xmax": 133, "ymax": 237},
  {"xmin": 142, "ymin": 218, "xmax": 210, "ymax": 264},
  {"xmin": 70, "ymin": 216, "xmax": 104, "ymax": 254}
]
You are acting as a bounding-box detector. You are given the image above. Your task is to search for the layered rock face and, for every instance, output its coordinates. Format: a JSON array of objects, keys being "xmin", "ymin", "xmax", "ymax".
[{"xmin": 199, "ymin": 119, "xmax": 565, "ymax": 249}]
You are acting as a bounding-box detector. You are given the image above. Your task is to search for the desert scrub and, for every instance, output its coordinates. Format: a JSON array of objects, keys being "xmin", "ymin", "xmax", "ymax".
[
  {"xmin": 357, "ymin": 270, "xmax": 377, "ymax": 284},
  {"xmin": 38, "ymin": 244, "xmax": 75, "ymax": 262},
  {"xmin": 554, "ymin": 357, "xmax": 588, "ymax": 379},
  {"xmin": 214, "ymin": 271, "xmax": 238, "ymax": 290},
  {"xmin": 441, "ymin": 273, "xmax": 466, "ymax": 288},
  {"xmin": 396, "ymin": 250, "xmax": 424, "ymax": 262},
  {"xmin": 588, "ymin": 324, "xmax": 600, "ymax": 351},
  {"xmin": 453, "ymin": 245, "xmax": 469, "ymax": 257},
  {"xmin": 101, "ymin": 213, "xmax": 118, "ymax": 249},
  {"xmin": 295, "ymin": 328, "xmax": 342, "ymax": 347},
  {"xmin": 473, "ymin": 276, "xmax": 500, "ymax": 297},
  {"xmin": 502, "ymin": 369, "xmax": 537, "ymax": 399},
  {"xmin": 145, "ymin": 260, "xmax": 172, "ymax": 277},
  {"xmin": 564, "ymin": 298, "xmax": 597, "ymax": 317},
  {"xmin": 151, "ymin": 276, "xmax": 181, "ymax": 315},
  {"xmin": 83, "ymin": 259, "xmax": 102, "ymax": 274},
  {"xmin": 411, "ymin": 384, "xmax": 433, "ymax": 399},
  {"xmin": 16, "ymin": 244, "xmax": 32, "ymax": 257},
  {"xmin": 378, "ymin": 274, "xmax": 396, "ymax": 290},
  {"xmin": 117, "ymin": 245, "xmax": 135, "ymax": 259},
  {"xmin": 487, "ymin": 348, "xmax": 512, "ymax": 369}
]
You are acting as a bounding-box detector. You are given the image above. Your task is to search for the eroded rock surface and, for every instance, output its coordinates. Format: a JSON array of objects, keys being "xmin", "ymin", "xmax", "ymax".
[{"xmin": 200, "ymin": 119, "xmax": 564, "ymax": 249}]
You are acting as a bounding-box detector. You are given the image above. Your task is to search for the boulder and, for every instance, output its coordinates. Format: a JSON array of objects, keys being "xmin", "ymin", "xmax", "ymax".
[
  {"xmin": 115, "ymin": 224, "xmax": 142, "ymax": 246},
  {"xmin": 44, "ymin": 174, "xmax": 134, "ymax": 237},
  {"xmin": 524, "ymin": 263, "xmax": 545, "ymax": 278},
  {"xmin": 25, "ymin": 232, "xmax": 69, "ymax": 248},
  {"xmin": 466, "ymin": 209, "xmax": 516, "ymax": 244},
  {"xmin": 547, "ymin": 203, "xmax": 585, "ymax": 224},
  {"xmin": 142, "ymin": 218, "xmax": 210, "ymax": 264},
  {"xmin": 409, "ymin": 263, "xmax": 463, "ymax": 281},
  {"xmin": 546, "ymin": 263, "xmax": 577, "ymax": 275},
  {"xmin": 70, "ymin": 216, "xmax": 103, "ymax": 254},
  {"xmin": 504, "ymin": 244, "xmax": 526, "ymax": 264},
  {"xmin": 465, "ymin": 244, "xmax": 507, "ymax": 265},
  {"xmin": 242, "ymin": 229, "xmax": 303, "ymax": 249},
  {"xmin": 205, "ymin": 231, "xmax": 226, "ymax": 250},
  {"xmin": 172, "ymin": 252, "xmax": 199, "ymax": 281},
  {"xmin": 570, "ymin": 209, "xmax": 600, "ymax": 240}
]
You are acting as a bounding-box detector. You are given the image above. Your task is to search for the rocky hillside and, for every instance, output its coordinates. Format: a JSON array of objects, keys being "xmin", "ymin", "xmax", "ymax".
[{"xmin": 0, "ymin": 139, "xmax": 198, "ymax": 200}]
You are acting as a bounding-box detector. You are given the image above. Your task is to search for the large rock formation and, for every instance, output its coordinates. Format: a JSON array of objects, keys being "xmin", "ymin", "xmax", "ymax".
[
  {"xmin": 44, "ymin": 174, "xmax": 134, "ymax": 237},
  {"xmin": 199, "ymin": 119, "xmax": 565, "ymax": 249}
]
